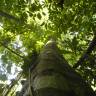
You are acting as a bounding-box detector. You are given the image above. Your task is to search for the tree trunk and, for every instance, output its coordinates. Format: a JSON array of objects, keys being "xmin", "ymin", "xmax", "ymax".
[{"xmin": 21, "ymin": 39, "xmax": 95, "ymax": 96}]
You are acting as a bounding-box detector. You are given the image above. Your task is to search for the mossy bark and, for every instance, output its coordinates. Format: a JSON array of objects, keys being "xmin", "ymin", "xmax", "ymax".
[{"xmin": 28, "ymin": 40, "xmax": 95, "ymax": 96}]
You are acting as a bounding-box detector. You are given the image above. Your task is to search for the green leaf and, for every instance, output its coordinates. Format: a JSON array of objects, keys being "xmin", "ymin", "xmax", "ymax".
[
  {"xmin": 0, "ymin": 74, "xmax": 7, "ymax": 81},
  {"xmin": 37, "ymin": 13, "xmax": 42, "ymax": 20},
  {"xmin": 71, "ymin": 36, "xmax": 78, "ymax": 52}
]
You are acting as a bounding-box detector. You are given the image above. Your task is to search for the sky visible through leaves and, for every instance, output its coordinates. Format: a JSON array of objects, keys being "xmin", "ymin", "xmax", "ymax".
[{"xmin": 0, "ymin": 0, "xmax": 96, "ymax": 95}]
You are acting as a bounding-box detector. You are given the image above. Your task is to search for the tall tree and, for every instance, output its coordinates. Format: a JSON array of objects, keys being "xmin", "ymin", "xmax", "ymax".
[
  {"xmin": 19, "ymin": 39, "xmax": 95, "ymax": 96},
  {"xmin": 0, "ymin": 0, "xmax": 95, "ymax": 95}
]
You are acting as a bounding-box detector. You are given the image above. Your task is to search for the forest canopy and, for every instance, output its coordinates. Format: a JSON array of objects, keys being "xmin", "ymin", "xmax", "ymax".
[{"xmin": 0, "ymin": 0, "xmax": 96, "ymax": 95}]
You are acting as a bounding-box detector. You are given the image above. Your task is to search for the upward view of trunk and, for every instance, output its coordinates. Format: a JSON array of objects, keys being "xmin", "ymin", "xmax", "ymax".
[{"xmin": 21, "ymin": 39, "xmax": 95, "ymax": 96}]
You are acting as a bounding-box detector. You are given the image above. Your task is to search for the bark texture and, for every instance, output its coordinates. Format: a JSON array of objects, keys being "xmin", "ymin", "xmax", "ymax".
[{"xmin": 19, "ymin": 39, "xmax": 95, "ymax": 96}]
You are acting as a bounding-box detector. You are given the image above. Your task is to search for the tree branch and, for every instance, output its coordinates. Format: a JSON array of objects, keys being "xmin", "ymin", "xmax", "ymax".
[
  {"xmin": 0, "ymin": 41, "xmax": 24, "ymax": 59},
  {"xmin": 73, "ymin": 35, "xmax": 96, "ymax": 69},
  {"xmin": 3, "ymin": 72, "xmax": 22, "ymax": 96},
  {"xmin": 0, "ymin": 10, "xmax": 20, "ymax": 22}
]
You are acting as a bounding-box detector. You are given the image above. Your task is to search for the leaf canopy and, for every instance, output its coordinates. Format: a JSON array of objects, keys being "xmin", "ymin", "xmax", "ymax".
[{"xmin": 0, "ymin": 0, "xmax": 96, "ymax": 95}]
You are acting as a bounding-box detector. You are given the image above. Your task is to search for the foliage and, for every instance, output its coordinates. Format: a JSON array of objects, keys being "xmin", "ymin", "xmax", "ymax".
[{"xmin": 0, "ymin": 0, "xmax": 96, "ymax": 95}]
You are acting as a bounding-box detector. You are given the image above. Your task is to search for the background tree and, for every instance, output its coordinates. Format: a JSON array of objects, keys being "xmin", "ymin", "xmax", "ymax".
[{"xmin": 0, "ymin": 0, "xmax": 95, "ymax": 95}]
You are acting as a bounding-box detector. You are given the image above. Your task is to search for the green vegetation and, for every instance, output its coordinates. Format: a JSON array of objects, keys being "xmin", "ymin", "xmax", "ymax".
[{"xmin": 0, "ymin": 0, "xmax": 96, "ymax": 95}]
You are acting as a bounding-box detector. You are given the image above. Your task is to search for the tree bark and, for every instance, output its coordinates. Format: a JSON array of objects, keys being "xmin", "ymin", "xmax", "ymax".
[{"xmin": 21, "ymin": 39, "xmax": 95, "ymax": 96}]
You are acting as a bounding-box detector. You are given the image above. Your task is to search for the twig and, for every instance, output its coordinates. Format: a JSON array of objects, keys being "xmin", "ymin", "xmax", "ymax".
[{"xmin": 0, "ymin": 10, "xmax": 20, "ymax": 22}]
